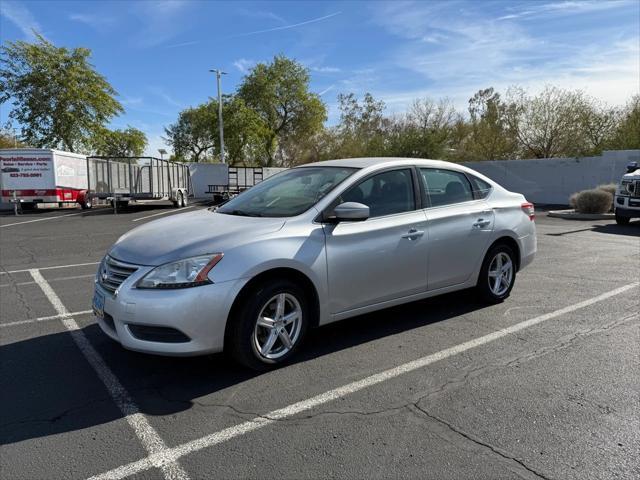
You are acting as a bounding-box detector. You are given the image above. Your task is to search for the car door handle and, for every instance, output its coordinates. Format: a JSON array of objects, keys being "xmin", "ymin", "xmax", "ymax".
[
  {"xmin": 401, "ymin": 228, "xmax": 425, "ymax": 239},
  {"xmin": 473, "ymin": 218, "xmax": 491, "ymax": 228}
]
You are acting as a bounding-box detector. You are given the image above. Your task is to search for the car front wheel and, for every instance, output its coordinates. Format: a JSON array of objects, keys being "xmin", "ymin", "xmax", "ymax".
[
  {"xmin": 227, "ymin": 279, "xmax": 309, "ymax": 370},
  {"xmin": 476, "ymin": 244, "xmax": 517, "ymax": 303}
]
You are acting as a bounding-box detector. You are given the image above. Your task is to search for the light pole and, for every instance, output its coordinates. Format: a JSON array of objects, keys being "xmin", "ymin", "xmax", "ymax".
[
  {"xmin": 209, "ymin": 69, "xmax": 227, "ymax": 164},
  {"xmin": 158, "ymin": 148, "xmax": 167, "ymax": 160}
]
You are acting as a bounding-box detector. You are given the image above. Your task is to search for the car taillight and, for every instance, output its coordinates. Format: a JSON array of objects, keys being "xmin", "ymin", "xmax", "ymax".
[{"xmin": 521, "ymin": 202, "xmax": 535, "ymax": 221}]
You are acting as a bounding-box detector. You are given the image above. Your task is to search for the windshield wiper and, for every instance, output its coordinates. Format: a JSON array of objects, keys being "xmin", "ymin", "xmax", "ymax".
[{"xmin": 219, "ymin": 209, "xmax": 263, "ymax": 217}]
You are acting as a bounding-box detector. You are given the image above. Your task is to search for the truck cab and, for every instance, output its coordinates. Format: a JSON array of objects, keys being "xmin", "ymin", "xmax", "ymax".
[{"xmin": 614, "ymin": 161, "xmax": 640, "ymax": 225}]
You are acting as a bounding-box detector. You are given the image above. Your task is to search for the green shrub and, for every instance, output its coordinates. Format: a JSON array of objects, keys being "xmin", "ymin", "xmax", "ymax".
[{"xmin": 574, "ymin": 189, "xmax": 613, "ymax": 214}]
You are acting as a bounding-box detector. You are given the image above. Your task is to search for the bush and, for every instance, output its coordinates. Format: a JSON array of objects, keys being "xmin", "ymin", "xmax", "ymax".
[
  {"xmin": 597, "ymin": 183, "xmax": 617, "ymax": 197},
  {"xmin": 569, "ymin": 192, "xmax": 579, "ymax": 208},
  {"xmin": 574, "ymin": 189, "xmax": 613, "ymax": 214}
]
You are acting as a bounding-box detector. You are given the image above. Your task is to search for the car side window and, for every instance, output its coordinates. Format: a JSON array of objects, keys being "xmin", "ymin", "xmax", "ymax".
[
  {"xmin": 420, "ymin": 168, "xmax": 473, "ymax": 207},
  {"xmin": 341, "ymin": 169, "xmax": 416, "ymax": 218},
  {"xmin": 468, "ymin": 175, "xmax": 492, "ymax": 199}
]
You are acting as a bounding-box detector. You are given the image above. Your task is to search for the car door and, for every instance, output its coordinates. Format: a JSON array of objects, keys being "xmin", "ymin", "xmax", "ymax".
[
  {"xmin": 323, "ymin": 168, "xmax": 429, "ymax": 315},
  {"xmin": 419, "ymin": 168, "xmax": 495, "ymax": 291}
]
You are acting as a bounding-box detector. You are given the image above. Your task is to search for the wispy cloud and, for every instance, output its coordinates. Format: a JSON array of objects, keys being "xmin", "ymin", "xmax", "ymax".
[
  {"xmin": 230, "ymin": 11, "xmax": 341, "ymax": 38},
  {"xmin": 318, "ymin": 85, "xmax": 335, "ymax": 96},
  {"xmin": 0, "ymin": 1, "xmax": 43, "ymax": 40},
  {"xmin": 69, "ymin": 12, "xmax": 116, "ymax": 31},
  {"xmin": 131, "ymin": 0, "xmax": 193, "ymax": 48},
  {"xmin": 235, "ymin": 8, "xmax": 287, "ymax": 25},
  {"xmin": 312, "ymin": 66, "xmax": 341, "ymax": 73},
  {"xmin": 233, "ymin": 58, "xmax": 257, "ymax": 74},
  {"xmin": 149, "ymin": 87, "xmax": 183, "ymax": 108},
  {"xmin": 497, "ymin": 0, "xmax": 634, "ymax": 21},
  {"xmin": 164, "ymin": 40, "xmax": 199, "ymax": 49}
]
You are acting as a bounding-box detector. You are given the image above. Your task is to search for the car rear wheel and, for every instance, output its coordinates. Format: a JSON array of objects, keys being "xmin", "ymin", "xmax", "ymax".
[
  {"xmin": 227, "ymin": 279, "xmax": 309, "ymax": 370},
  {"xmin": 476, "ymin": 244, "xmax": 516, "ymax": 303}
]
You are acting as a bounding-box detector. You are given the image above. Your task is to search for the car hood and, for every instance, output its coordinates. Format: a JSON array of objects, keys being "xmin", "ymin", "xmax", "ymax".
[{"xmin": 109, "ymin": 209, "xmax": 286, "ymax": 266}]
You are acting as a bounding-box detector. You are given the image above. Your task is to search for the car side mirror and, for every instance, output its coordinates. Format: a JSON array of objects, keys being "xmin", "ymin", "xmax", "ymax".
[{"xmin": 331, "ymin": 202, "xmax": 370, "ymax": 222}]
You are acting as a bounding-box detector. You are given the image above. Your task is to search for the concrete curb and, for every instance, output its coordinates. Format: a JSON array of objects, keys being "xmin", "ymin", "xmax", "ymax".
[{"xmin": 547, "ymin": 209, "xmax": 614, "ymax": 220}]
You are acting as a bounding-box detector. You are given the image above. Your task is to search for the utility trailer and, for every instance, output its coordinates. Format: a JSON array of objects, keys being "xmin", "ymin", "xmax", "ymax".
[
  {"xmin": 205, "ymin": 166, "xmax": 286, "ymax": 204},
  {"xmin": 83, "ymin": 156, "xmax": 191, "ymax": 209}
]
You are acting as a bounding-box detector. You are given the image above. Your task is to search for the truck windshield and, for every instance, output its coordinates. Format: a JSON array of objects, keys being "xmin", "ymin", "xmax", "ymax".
[{"xmin": 217, "ymin": 166, "xmax": 357, "ymax": 218}]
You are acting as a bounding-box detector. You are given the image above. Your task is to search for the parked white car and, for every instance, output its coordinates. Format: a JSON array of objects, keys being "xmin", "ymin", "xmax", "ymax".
[{"xmin": 94, "ymin": 158, "xmax": 537, "ymax": 369}]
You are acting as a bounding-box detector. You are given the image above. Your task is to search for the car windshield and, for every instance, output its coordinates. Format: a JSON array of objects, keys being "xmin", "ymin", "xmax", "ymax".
[{"xmin": 216, "ymin": 166, "xmax": 357, "ymax": 218}]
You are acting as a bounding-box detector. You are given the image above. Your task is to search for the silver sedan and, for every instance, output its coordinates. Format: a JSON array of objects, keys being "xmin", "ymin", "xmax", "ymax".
[{"xmin": 93, "ymin": 158, "xmax": 536, "ymax": 369}]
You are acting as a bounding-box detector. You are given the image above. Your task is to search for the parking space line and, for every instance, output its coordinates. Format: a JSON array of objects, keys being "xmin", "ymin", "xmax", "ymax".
[
  {"xmin": 1, "ymin": 261, "xmax": 100, "ymax": 275},
  {"xmin": 1, "ymin": 309, "xmax": 93, "ymax": 328},
  {"xmin": 132, "ymin": 206, "xmax": 196, "ymax": 222},
  {"xmin": 0, "ymin": 273, "xmax": 95, "ymax": 288},
  {"xmin": 1, "ymin": 211, "xmax": 87, "ymax": 228},
  {"xmin": 28, "ymin": 269, "xmax": 190, "ymax": 480},
  {"xmin": 89, "ymin": 281, "xmax": 639, "ymax": 480}
]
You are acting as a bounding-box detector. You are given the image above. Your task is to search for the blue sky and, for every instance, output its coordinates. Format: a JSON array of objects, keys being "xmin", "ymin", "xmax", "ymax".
[{"xmin": 1, "ymin": 0, "xmax": 639, "ymax": 155}]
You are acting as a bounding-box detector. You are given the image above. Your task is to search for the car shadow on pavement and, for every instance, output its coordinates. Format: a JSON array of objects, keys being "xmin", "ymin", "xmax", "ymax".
[
  {"xmin": 590, "ymin": 223, "xmax": 640, "ymax": 237},
  {"xmin": 0, "ymin": 289, "xmax": 485, "ymax": 445}
]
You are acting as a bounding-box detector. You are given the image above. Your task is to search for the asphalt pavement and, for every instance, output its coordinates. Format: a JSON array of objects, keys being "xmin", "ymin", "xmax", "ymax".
[{"xmin": 1, "ymin": 203, "xmax": 638, "ymax": 480}]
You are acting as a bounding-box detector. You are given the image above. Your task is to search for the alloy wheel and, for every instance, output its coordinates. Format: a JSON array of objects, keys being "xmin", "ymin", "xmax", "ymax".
[
  {"xmin": 253, "ymin": 293, "xmax": 302, "ymax": 360},
  {"xmin": 488, "ymin": 252, "xmax": 513, "ymax": 296}
]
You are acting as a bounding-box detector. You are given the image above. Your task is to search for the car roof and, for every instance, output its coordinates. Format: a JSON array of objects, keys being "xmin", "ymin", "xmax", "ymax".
[{"xmin": 296, "ymin": 157, "xmax": 460, "ymax": 170}]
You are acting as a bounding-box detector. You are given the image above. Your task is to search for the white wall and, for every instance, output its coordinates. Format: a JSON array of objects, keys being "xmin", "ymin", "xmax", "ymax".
[{"xmin": 462, "ymin": 150, "xmax": 640, "ymax": 205}]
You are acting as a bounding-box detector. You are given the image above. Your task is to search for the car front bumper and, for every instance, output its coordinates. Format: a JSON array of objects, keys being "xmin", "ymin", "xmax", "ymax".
[
  {"xmin": 94, "ymin": 271, "xmax": 247, "ymax": 356},
  {"xmin": 615, "ymin": 206, "xmax": 640, "ymax": 219}
]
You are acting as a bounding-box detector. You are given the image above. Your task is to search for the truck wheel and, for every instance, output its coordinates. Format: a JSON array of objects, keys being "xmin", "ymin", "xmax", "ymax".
[
  {"xmin": 615, "ymin": 214, "xmax": 630, "ymax": 225},
  {"xmin": 181, "ymin": 193, "xmax": 188, "ymax": 207},
  {"xmin": 81, "ymin": 199, "xmax": 92, "ymax": 209}
]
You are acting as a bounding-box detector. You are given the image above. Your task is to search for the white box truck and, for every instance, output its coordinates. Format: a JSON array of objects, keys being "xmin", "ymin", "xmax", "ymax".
[{"xmin": 0, "ymin": 148, "xmax": 88, "ymax": 208}]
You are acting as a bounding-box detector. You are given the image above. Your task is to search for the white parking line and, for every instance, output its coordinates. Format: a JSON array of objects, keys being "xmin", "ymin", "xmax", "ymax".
[
  {"xmin": 1, "ymin": 211, "xmax": 87, "ymax": 228},
  {"xmin": 29, "ymin": 269, "xmax": 190, "ymax": 480},
  {"xmin": 0, "ymin": 273, "xmax": 95, "ymax": 288},
  {"xmin": 1, "ymin": 261, "xmax": 100, "ymax": 275},
  {"xmin": 1, "ymin": 310, "xmax": 93, "ymax": 328},
  {"xmin": 132, "ymin": 206, "xmax": 195, "ymax": 222},
  {"xmin": 89, "ymin": 281, "xmax": 640, "ymax": 480}
]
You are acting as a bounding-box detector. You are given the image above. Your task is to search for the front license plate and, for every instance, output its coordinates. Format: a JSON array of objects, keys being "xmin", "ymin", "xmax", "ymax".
[{"xmin": 93, "ymin": 290, "xmax": 105, "ymax": 318}]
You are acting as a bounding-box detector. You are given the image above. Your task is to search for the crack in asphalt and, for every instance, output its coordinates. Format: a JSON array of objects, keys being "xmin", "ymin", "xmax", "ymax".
[{"xmin": 411, "ymin": 403, "xmax": 551, "ymax": 480}]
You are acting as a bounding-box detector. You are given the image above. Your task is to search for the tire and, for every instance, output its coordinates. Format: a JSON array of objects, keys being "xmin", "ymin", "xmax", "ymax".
[
  {"xmin": 181, "ymin": 192, "xmax": 188, "ymax": 207},
  {"xmin": 81, "ymin": 199, "xmax": 92, "ymax": 209},
  {"xmin": 227, "ymin": 279, "xmax": 309, "ymax": 370},
  {"xmin": 476, "ymin": 243, "xmax": 517, "ymax": 304},
  {"xmin": 615, "ymin": 214, "xmax": 630, "ymax": 225},
  {"xmin": 175, "ymin": 192, "xmax": 184, "ymax": 208}
]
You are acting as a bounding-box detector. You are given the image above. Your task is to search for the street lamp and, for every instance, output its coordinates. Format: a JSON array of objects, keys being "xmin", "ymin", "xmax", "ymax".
[
  {"xmin": 158, "ymin": 148, "xmax": 167, "ymax": 160},
  {"xmin": 209, "ymin": 69, "xmax": 227, "ymax": 164}
]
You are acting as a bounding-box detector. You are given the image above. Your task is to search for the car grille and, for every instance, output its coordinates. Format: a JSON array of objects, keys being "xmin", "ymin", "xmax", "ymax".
[
  {"xmin": 633, "ymin": 180, "xmax": 640, "ymax": 198},
  {"xmin": 99, "ymin": 256, "xmax": 138, "ymax": 294}
]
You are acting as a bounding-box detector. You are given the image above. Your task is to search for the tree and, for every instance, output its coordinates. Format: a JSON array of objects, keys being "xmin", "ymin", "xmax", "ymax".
[
  {"xmin": 389, "ymin": 97, "xmax": 458, "ymax": 159},
  {"xmin": 238, "ymin": 55, "xmax": 327, "ymax": 166},
  {"xmin": 608, "ymin": 95, "xmax": 640, "ymax": 151},
  {"xmin": 92, "ymin": 127, "xmax": 147, "ymax": 157},
  {"xmin": 164, "ymin": 96, "xmax": 267, "ymax": 164},
  {"xmin": 0, "ymin": 34, "xmax": 123, "ymax": 152},
  {"xmin": 464, "ymin": 88, "xmax": 516, "ymax": 160},
  {"xmin": 505, "ymin": 86, "xmax": 586, "ymax": 159},
  {"xmin": 164, "ymin": 102, "xmax": 216, "ymax": 162}
]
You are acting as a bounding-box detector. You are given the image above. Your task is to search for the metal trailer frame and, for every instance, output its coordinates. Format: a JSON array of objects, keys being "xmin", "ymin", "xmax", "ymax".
[
  {"xmin": 207, "ymin": 166, "xmax": 264, "ymax": 204},
  {"xmin": 85, "ymin": 156, "xmax": 192, "ymax": 207}
]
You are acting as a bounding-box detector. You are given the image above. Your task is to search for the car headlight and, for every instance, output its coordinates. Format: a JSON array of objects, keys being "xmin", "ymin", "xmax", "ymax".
[{"xmin": 136, "ymin": 253, "xmax": 223, "ymax": 289}]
